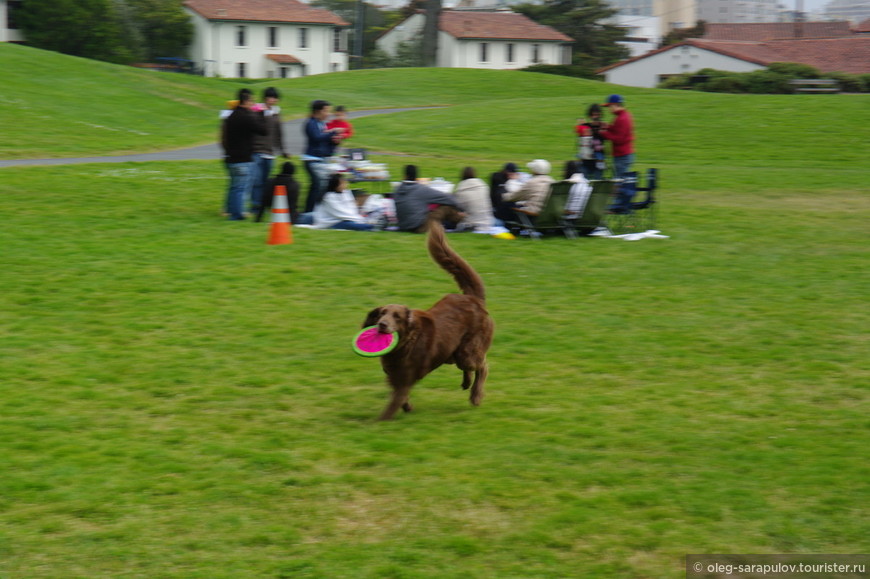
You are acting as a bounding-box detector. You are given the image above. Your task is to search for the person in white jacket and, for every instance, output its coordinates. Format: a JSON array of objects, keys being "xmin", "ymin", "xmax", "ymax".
[
  {"xmin": 452, "ymin": 167, "xmax": 494, "ymax": 233},
  {"xmin": 312, "ymin": 174, "xmax": 374, "ymax": 231}
]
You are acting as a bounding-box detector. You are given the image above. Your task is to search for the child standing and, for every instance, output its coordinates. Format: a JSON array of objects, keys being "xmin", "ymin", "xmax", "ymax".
[
  {"xmin": 326, "ymin": 106, "xmax": 354, "ymax": 143},
  {"xmin": 575, "ymin": 103, "xmax": 606, "ymax": 180}
]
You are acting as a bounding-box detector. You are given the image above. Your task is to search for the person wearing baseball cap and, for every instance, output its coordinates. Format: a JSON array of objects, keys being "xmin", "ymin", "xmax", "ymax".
[{"xmin": 600, "ymin": 94, "xmax": 635, "ymax": 179}]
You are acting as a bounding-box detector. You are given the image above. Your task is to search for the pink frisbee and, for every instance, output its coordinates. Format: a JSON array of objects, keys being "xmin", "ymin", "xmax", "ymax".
[{"xmin": 352, "ymin": 326, "xmax": 399, "ymax": 357}]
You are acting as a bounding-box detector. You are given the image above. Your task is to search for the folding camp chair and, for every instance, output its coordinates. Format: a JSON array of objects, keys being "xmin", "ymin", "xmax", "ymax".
[
  {"xmin": 605, "ymin": 168, "xmax": 658, "ymax": 235},
  {"xmin": 504, "ymin": 181, "xmax": 577, "ymax": 239},
  {"xmin": 569, "ymin": 179, "xmax": 614, "ymax": 235}
]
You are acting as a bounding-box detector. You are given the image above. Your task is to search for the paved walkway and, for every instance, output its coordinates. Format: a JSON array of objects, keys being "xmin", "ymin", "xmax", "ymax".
[{"xmin": 0, "ymin": 107, "xmax": 431, "ymax": 168}]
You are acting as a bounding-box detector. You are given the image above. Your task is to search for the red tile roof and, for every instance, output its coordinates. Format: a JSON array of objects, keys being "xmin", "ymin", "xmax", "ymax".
[
  {"xmin": 703, "ymin": 21, "xmax": 853, "ymax": 41},
  {"xmin": 855, "ymin": 18, "xmax": 870, "ymax": 33},
  {"xmin": 184, "ymin": 0, "xmax": 349, "ymax": 27},
  {"xmin": 439, "ymin": 10, "xmax": 573, "ymax": 42},
  {"xmin": 266, "ymin": 54, "xmax": 302, "ymax": 64},
  {"xmin": 598, "ymin": 36, "xmax": 870, "ymax": 75}
]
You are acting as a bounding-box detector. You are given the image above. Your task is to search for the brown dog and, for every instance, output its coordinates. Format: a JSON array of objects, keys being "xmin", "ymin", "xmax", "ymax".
[{"xmin": 362, "ymin": 219, "xmax": 494, "ymax": 420}]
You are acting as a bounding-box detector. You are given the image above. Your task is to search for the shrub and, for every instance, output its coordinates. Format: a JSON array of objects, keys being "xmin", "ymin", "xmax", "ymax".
[
  {"xmin": 823, "ymin": 72, "xmax": 864, "ymax": 93},
  {"xmin": 522, "ymin": 63, "xmax": 598, "ymax": 79},
  {"xmin": 703, "ymin": 74, "xmax": 749, "ymax": 93},
  {"xmin": 768, "ymin": 62, "xmax": 820, "ymax": 79},
  {"xmin": 657, "ymin": 73, "xmax": 692, "ymax": 89},
  {"xmin": 743, "ymin": 70, "xmax": 793, "ymax": 94},
  {"xmin": 858, "ymin": 74, "xmax": 870, "ymax": 92}
]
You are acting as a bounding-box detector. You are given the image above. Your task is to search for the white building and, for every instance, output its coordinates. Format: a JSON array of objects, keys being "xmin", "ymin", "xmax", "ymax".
[
  {"xmin": 377, "ymin": 9, "xmax": 573, "ymax": 70},
  {"xmin": 823, "ymin": 0, "xmax": 870, "ymax": 23},
  {"xmin": 613, "ymin": 15, "xmax": 662, "ymax": 57},
  {"xmin": 607, "ymin": 0, "xmax": 695, "ymax": 34},
  {"xmin": 183, "ymin": 0, "xmax": 350, "ymax": 78},
  {"xmin": 697, "ymin": 0, "xmax": 781, "ymax": 24},
  {"xmin": 598, "ymin": 34, "xmax": 870, "ymax": 87},
  {"xmin": 1, "ymin": 0, "xmax": 24, "ymax": 43}
]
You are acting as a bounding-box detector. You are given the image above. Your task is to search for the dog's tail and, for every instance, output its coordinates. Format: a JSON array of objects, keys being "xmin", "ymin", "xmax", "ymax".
[{"xmin": 427, "ymin": 219, "xmax": 486, "ymax": 301}]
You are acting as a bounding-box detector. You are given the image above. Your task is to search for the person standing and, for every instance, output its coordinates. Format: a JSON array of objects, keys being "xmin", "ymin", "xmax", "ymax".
[
  {"xmin": 599, "ymin": 94, "xmax": 635, "ymax": 179},
  {"xmin": 250, "ymin": 87, "xmax": 288, "ymax": 215},
  {"xmin": 576, "ymin": 103, "xmax": 606, "ymax": 180},
  {"xmin": 301, "ymin": 100, "xmax": 344, "ymax": 213},
  {"xmin": 222, "ymin": 88, "xmax": 267, "ymax": 221}
]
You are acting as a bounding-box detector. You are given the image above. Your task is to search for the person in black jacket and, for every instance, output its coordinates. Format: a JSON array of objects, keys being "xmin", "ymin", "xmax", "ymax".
[
  {"xmin": 489, "ymin": 162, "xmax": 518, "ymax": 223},
  {"xmin": 221, "ymin": 88, "xmax": 267, "ymax": 220},
  {"xmin": 255, "ymin": 161, "xmax": 300, "ymax": 224}
]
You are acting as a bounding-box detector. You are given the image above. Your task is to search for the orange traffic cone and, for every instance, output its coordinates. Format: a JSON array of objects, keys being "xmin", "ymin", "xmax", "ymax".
[{"xmin": 267, "ymin": 185, "xmax": 293, "ymax": 245}]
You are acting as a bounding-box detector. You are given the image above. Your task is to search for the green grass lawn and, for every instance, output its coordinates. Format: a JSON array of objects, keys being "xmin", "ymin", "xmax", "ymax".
[{"xmin": 0, "ymin": 45, "xmax": 868, "ymax": 578}]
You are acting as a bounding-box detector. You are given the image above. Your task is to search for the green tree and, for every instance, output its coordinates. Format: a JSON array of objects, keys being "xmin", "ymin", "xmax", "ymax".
[
  {"xmin": 661, "ymin": 20, "xmax": 706, "ymax": 46},
  {"xmin": 394, "ymin": 38, "xmax": 425, "ymax": 67},
  {"xmin": 513, "ymin": 0, "xmax": 629, "ymax": 70},
  {"xmin": 126, "ymin": 0, "xmax": 193, "ymax": 60},
  {"xmin": 421, "ymin": 0, "xmax": 441, "ymax": 67},
  {"xmin": 312, "ymin": 0, "xmax": 400, "ymax": 68},
  {"xmin": 18, "ymin": 0, "xmax": 135, "ymax": 63},
  {"xmin": 18, "ymin": 0, "xmax": 191, "ymax": 64}
]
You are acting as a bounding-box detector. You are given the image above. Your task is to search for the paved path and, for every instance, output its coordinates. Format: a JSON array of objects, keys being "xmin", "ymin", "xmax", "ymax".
[{"xmin": 0, "ymin": 107, "xmax": 432, "ymax": 168}]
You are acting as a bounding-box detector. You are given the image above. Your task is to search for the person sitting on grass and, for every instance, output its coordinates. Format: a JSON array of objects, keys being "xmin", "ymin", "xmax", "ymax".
[
  {"xmin": 255, "ymin": 160, "xmax": 300, "ymax": 224},
  {"xmin": 393, "ymin": 165, "xmax": 465, "ymax": 233},
  {"xmin": 453, "ymin": 166, "xmax": 493, "ymax": 233},
  {"xmin": 502, "ymin": 159, "xmax": 554, "ymax": 218},
  {"xmin": 312, "ymin": 173, "xmax": 374, "ymax": 231}
]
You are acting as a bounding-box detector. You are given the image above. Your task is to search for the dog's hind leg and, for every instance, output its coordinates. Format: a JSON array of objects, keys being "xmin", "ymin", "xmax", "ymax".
[
  {"xmin": 469, "ymin": 363, "xmax": 488, "ymax": 406},
  {"xmin": 460, "ymin": 370, "xmax": 472, "ymax": 390},
  {"xmin": 379, "ymin": 385, "xmax": 413, "ymax": 421}
]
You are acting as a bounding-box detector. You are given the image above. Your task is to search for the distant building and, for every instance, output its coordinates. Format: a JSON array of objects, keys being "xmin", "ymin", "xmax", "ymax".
[
  {"xmin": 598, "ymin": 30, "xmax": 870, "ymax": 87},
  {"xmin": 702, "ymin": 20, "xmax": 855, "ymax": 39},
  {"xmin": 1, "ymin": 0, "xmax": 24, "ymax": 43},
  {"xmin": 612, "ymin": 15, "xmax": 662, "ymax": 57},
  {"xmin": 823, "ymin": 0, "xmax": 870, "ymax": 24},
  {"xmin": 183, "ymin": 0, "xmax": 350, "ymax": 78},
  {"xmin": 697, "ymin": 0, "xmax": 780, "ymax": 24},
  {"xmin": 377, "ymin": 9, "xmax": 573, "ymax": 69}
]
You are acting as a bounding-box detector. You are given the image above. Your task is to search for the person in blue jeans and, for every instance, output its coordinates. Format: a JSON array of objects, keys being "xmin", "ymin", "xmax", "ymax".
[
  {"xmin": 221, "ymin": 89, "xmax": 267, "ymax": 220},
  {"xmin": 250, "ymin": 87, "xmax": 288, "ymax": 214},
  {"xmin": 301, "ymin": 100, "xmax": 345, "ymax": 213}
]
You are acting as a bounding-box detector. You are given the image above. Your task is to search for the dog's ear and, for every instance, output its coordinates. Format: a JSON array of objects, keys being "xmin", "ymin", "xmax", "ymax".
[{"xmin": 362, "ymin": 307, "xmax": 383, "ymax": 328}]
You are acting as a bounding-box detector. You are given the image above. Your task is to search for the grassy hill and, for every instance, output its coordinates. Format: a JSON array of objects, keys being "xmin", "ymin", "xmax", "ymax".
[
  {"xmin": 3, "ymin": 43, "xmax": 868, "ymax": 197},
  {"xmin": 0, "ymin": 44, "xmax": 868, "ymax": 578},
  {"xmin": 0, "ymin": 43, "xmax": 246, "ymax": 158}
]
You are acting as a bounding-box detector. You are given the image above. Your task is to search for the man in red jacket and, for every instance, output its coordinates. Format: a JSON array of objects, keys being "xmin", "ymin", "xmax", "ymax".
[{"xmin": 600, "ymin": 94, "xmax": 635, "ymax": 179}]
